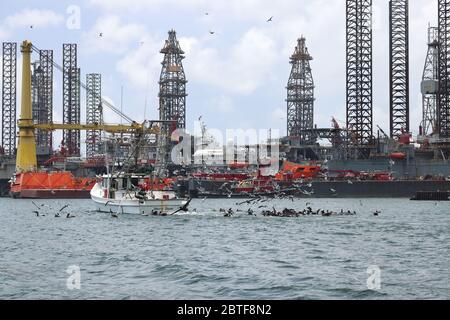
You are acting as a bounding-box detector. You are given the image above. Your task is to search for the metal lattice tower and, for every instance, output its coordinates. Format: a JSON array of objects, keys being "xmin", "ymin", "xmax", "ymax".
[
  {"xmin": 1, "ymin": 42, "xmax": 17, "ymax": 156},
  {"xmin": 86, "ymin": 73, "xmax": 102, "ymax": 158},
  {"xmin": 158, "ymin": 30, "xmax": 187, "ymax": 164},
  {"xmin": 389, "ymin": 0, "xmax": 409, "ymax": 139},
  {"xmin": 62, "ymin": 44, "xmax": 80, "ymax": 156},
  {"xmin": 286, "ymin": 36, "xmax": 315, "ymax": 143},
  {"xmin": 438, "ymin": 0, "xmax": 450, "ymax": 138},
  {"xmin": 421, "ymin": 26, "xmax": 439, "ymax": 136},
  {"xmin": 159, "ymin": 30, "xmax": 187, "ymax": 132},
  {"xmin": 32, "ymin": 50, "xmax": 54, "ymax": 151},
  {"xmin": 346, "ymin": 0, "xmax": 373, "ymax": 151},
  {"xmin": 39, "ymin": 50, "xmax": 53, "ymax": 150},
  {"xmin": 32, "ymin": 62, "xmax": 43, "ymax": 145}
]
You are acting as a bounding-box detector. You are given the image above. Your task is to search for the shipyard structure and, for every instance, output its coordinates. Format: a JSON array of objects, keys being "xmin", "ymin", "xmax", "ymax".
[
  {"xmin": 3, "ymin": 1, "xmax": 450, "ymax": 198},
  {"xmin": 280, "ymin": 0, "xmax": 450, "ymax": 180}
]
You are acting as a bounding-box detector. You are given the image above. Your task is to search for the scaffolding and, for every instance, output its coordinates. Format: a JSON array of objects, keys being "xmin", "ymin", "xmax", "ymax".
[
  {"xmin": 32, "ymin": 50, "xmax": 54, "ymax": 152},
  {"xmin": 421, "ymin": 26, "xmax": 439, "ymax": 136},
  {"xmin": 86, "ymin": 73, "xmax": 102, "ymax": 158},
  {"xmin": 389, "ymin": 0, "xmax": 410, "ymax": 138},
  {"xmin": 438, "ymin": 0, "xmax": 450, "ymax": 137},
  {"xmin": 346, "ymin": 0, "xmax": 373, "ymax": 156},
  {"xmin": 1, "ymin": 42, "xmax": 17, "ymax": 156},
  {"xmin": 286, "ymin": 36, "xmax": 315, "ymax": 144},
  {"xmin": 159, "ymin": 30, "xmax": 187, "ymax": 163},
  {"xmin": 62, "ymin": 44, "xmax": 80, "ymax": 156}
]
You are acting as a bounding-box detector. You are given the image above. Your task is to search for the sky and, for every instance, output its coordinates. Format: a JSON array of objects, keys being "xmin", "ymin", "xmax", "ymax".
[{"xmin": 0, "ymin": 0, "xmax": 439, "ymax": 154}]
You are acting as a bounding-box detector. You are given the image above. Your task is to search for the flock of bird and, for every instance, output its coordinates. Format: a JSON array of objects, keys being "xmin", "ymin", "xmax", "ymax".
[
  {"xmin": 32, "ymin": 201, "xmax": 74, "ymax": 218},
  {"xmin": 27, "ymin": 13, "xmax": 275, "ymax": 43},
  {"xmin": 215, "ymin": 206, "xmax": 377, "ymax": 218}
]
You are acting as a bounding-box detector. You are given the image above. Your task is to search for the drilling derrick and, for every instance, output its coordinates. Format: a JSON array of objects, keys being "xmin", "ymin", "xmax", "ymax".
[
  {"xmin": 389, "ymin": 0, "xmax": 410, "ymax": 139},
  {"xmin": 286, "ymin": 36, "xmax": 315, "ymax": 144},
  {"xmin": 62, "ymin": 44, "xmax": 81, "ymax": 157},
  {"xmin": 31, "ymin": 62, "xmax": 43, "ymax": 146},
  {"xmin": 38, "ymin": 50, "xmax": 53, "ymax": 151},
  {"xmin": 159, "ymin": 30, "xmax": 187, "ymax": 162},
  {"xmin": 86, "ymin": 74, "xmax": 102, "ymax": 158},
  {"xmin": 438, "ymin": 0, "xmax": 450, "ymax": 139},
  {"xmin": 1, "ymin": 42, "xmax": 17, "ymax": 156},
  {"xmin": 346, "ymin": 0, "xmax": 373, "ymax": 157},
  {"xmin": 421, "ymin": 26, "xmax": 439, "ymax": 137},
  {"xmin": 32, "ymin": 50, "xmax": 54, "ymax": 153}
]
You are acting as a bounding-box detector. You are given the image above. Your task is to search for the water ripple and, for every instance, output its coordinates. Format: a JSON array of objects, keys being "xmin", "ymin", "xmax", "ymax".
[{"xmin": 0, "ymin": 198, "xmax": 449, "ymax": 299}]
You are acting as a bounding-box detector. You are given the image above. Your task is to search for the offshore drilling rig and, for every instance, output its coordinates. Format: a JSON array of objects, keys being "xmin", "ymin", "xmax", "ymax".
[
  {"xmin": 0, "ymin": 31, "xmax": 182, "ymax": 196},
  {"xmin": 281, "ymin": 0, "xmax": 450, "ymax": 178},
  {"xmin": 158, "ymin": 30, "xmax": 187, "ymax": 165}
]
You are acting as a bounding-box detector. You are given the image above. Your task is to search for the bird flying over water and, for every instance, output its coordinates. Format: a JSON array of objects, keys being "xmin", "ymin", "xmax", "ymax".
[
  {"xmin": 267, "ymin": 16, "xmax": 273, "ymax": 22},
  {"xmin": 59, "ymin": 204, "xmax": 70, "ymax": 212}
]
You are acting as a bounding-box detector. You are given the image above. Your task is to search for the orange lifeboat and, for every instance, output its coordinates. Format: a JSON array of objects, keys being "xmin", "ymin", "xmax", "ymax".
[{"xmin": 390, "ymin": 152, "xmax": 407, "ymax": 160}]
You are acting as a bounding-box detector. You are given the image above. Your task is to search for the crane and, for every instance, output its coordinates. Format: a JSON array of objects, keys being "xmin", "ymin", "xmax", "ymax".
[{"xmin": 16, "ymin": 40, "xmax": 166, "ymax": 172}]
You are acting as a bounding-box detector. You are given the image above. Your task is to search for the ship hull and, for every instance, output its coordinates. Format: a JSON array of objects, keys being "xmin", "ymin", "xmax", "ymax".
[
  {"xmin": 178, "ymin": 178, "xmax": 450, "ymax": 198},
  {"xmin": 10, "ymin": 189, "xmax": 91, "ymax": 199},
  {"xmin": 92, "ymin": 199, "xmax": 186, "ymax": 215},
  {"xmin": 9, "ymin": 171, "xmax": 96, "ymax": 200}
]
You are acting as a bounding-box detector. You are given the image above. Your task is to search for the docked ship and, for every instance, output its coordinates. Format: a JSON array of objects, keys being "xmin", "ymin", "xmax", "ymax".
[{"xmin": 10, "ymin": 171, "xmax": 96, "ymax": 199}]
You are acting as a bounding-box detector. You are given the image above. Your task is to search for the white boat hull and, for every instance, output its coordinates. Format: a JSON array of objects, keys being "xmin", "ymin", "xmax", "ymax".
[{"xmin": 90, "ymin": 183, "xmax": 187, "ymax": 215}]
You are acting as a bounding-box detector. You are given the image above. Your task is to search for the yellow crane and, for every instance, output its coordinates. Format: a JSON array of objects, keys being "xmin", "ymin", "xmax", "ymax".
[{"xmin": 16, "ymin": 41, "xmax": 160, "ymax": 172}]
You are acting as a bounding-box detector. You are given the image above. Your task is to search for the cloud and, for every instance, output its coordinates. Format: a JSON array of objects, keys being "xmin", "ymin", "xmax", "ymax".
[
  {"xmin": 185, "ymin": 28, "xmax": 276, "ymax": 94},
  {"xmin": 212, "ymin": 95, "xmax": 235, "ymax": 113},
  {"xmin": 81, "ymin": 15, "xmax": 146, "ymax": 54},
  {"xmin": 116, "ymin": 34, "xmax": 162, "ymax": 90},
  {"xmin": 0, "ymin": 27, "xmax": 9, "ymax": 39},
  {"xmin": 4, "ymin": 9, "xmax": 64, "ymax": 29}
]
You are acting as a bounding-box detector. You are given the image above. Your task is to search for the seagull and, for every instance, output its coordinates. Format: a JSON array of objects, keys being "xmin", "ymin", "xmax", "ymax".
[
  {"xmin": 209, "ymin": 30, "xmax": 215, "ymax": 35},
  {"xmin": 198, "ymin": 115, "xmax": 202, "ymax": 121},
  {"xmin": 205, "ymin": 12, "xmax": 209, "ymax": 16},
  {"xmin": 330, "ymin": 188, "xmax": 337, "ymax": 193},
  {"xmin": 30, "ymin": 25, "xmax": 34, "ymax": 29},
  {"xmin": 267, "ymin": 16, "xmax": 273, "ymax": 22},
  {"xmin": 99, "ymin": 32, "xmax": 103, "ymax": 37},
  {"xmin": 59, "ymin": 204, "xmax": 70, "ymax": 212},
  {"xmin": 347, "ymin": 180, "xmax": 354, "ymax": 185}
]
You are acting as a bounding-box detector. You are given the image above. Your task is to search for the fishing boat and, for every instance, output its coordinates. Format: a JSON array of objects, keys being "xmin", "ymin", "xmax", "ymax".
[{"xmin": 90, "ymin": 173, "xmax": 190, "ymax": 215}]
